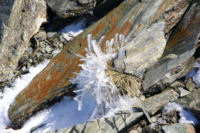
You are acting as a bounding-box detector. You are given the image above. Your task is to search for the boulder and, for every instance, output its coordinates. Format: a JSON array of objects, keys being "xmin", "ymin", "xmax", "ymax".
[
  {"xmin": 46, "ymin": 0, "xmax": 104, "ymax": 18},
  {"xmin": 143, "ymin": 1, "xmax": 200, "ymax": 90},
  {"xmin": 8, "ymin": 0, "xmax": 193, "ymax": 128},
  {"xmin": 0, "ymin": 0, "xmax": 47, "ymax": 83},
  {"xmin": 162, "ymin": 123, "xmax": 196, "ymax": 133}
]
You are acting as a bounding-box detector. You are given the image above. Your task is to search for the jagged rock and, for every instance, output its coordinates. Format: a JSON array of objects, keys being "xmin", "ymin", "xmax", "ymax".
[
  {"xmin": 46, "ymin": 0, "xmax": 104, "ymax": 18},
  {"xmin": 114, "ymin": 21, "xmax": 166, "ymax": 78},
  {"xmin": 0, "ymin": 0, "xmax": 47, "ymax": 83},
  {"xmin": 186, "ymin": 78, "xmax": 196, "ymax": 91},
  {"xmin": 8, "ymin": 0, "xmax": 193, "ymax": 128},
  {"xmin": 143, "ymin": 1, "xmax": 200, "ymax": 90},
  {"xmin": 48, "ymin": 112, "xmax": 143, "ymax": 133},
  {"xmin": 162, "ymin": 123, "xmax": 195, "ymax": 133},
  {"xmin": 141, "ymin": 89, "xmax": 178, "ymax": 116},
  {"xmin": 176, "ymin": 88, "xmax": 200, "ymax": 120},
  {"xmin": 178, "ymin": 87, "xmax": 190, "ymax": 97},
  {"xmin": 0, "ymin": 0, "xmax": 14, "ymax": 42}
]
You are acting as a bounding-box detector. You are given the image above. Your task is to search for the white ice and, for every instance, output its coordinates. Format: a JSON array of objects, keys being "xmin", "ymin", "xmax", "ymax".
[{"xmin": 60, "ymin": 18, "xmax": 86, "ymax": 41}]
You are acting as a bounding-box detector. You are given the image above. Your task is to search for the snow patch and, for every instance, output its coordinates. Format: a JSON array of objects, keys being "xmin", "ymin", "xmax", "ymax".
[
  {"xmin": 164, "ymin": 102, "xmax": 199, "ymax": 125},
  {"xmin": 60, "ymin": 18, "xmax": 86, "ymax": 41}
]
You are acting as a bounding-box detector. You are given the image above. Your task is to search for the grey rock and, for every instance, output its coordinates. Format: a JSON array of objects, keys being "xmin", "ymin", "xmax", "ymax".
[
  {"xmin": 186, "ymin": 78, "xmax": 195, "ymax": 91},
  {"xmin": 0, "ymin": 0, "xmax": 14, "ymax": 42},
  {"xmin": 178, "ymin": 87, "xmax": 190, "ymax": 97},
  {"xmin": 0, "ymin": 0, "xmax": 47, "ymax": 82},
  {"xmin": 176, "ymin": 88, "xmax": 200, "ymax": 119},
  {"xmin": 142, "ymin": 89, "xmax": 178, "ymax": 115},
  {"xmin": 162, "ymin": 123, "xmax": 195, "ymax": 133},
  {"xmin": 143, "ymin": 1, "xmax": 200, "ymax": 90},
  {"xmin": 49, "ymin": 112, "xmax": 143, "ymax": 133},
  {"xmin": 46, "ymin": 0, "xmax": 103, "ymax": 18},
  {"xmin": 114, "ymin": 21, "xmax": 166, "ymax": 78}
]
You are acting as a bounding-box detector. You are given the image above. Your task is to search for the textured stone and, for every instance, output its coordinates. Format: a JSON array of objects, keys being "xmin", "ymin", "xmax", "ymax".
[
  {"xmin": 8, "ymin": 0, "xmax": 192, "ymax": 128},
  {"xmin": 162, "ymin": 123, "xmax": 195, "ymax": 133},
  {"xmin": 47, "ymin": 0, "xmax": 104, "ymax": 18},
  {"xmin": 143, "ymin": 1, "xmax": 200, "ymax": 90},
  {"xmin": 0, "ymin": 0, "xmax": 47, "ymax": 82},
  {"xmin": 176, "ymin": 88, "xmax": 200, "ymax": 119},
  {"xmin": 186, "ymin": 78, "xmax": 196, "ymax": 91},
  {"xmin": 142, "ymin": 89, "xmax": 178, "ymax": 115},
  {"xmin": 114, "ymin": 21, "xmax": 166, "ymax": 78},
  {"xmin": 48, "ymin": 112, "xmax": 143, "ymax": 133},
  {"xmin": 0, "ymin": 0, "xmax": 14, "ymax": 42}
]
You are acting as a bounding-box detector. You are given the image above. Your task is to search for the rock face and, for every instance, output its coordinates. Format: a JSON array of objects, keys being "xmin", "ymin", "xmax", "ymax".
[
  {"xmin": 49, "ymin": 112, "xmax": 143, "ymax": 133},
  {"xmin": 0, "ymin": 0, "xmax": 47, "ymax": 83},
  {"xmin": 114, "ymin": 21, "xmax": 166, "ymax": 78},
  {"xmin": 47, "ymin": 0, "xmax": 104, "ymax": 18},
  {"xmin": 143, "ymin": 1, "xmax": 200, "ymax": 90},
  {"xmin": 8, "ymin": 0, "xmax": 193, "ymax": 128},
  {"xmin": 0, "ymin": 0, "xmax": 14, "ymax": 42}
]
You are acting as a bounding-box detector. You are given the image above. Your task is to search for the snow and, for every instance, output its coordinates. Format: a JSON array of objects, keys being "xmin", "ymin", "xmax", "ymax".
[
  {"xmin": 60, "ymin": 18, "xmax": 86, "ymax": 41},
  {"xmin": 186, "ymin": 61, "xmax": 200, "ymax": 87},
  {"xmin": 164, "ymin": 102, "xmax": 199, "ymax": 125},
  {"xmin": 0, "ymin": 23, "xmax": 135, "ymax": 132},
  {"xmin": 0, "ymin": 60, "xmax": 50, "ymax": 132}
]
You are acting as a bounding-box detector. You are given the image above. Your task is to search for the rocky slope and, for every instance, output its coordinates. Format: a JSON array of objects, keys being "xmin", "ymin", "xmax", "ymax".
[{"xmin": 0, "ymin": 0, "xmax": 200, "ymax": 132}]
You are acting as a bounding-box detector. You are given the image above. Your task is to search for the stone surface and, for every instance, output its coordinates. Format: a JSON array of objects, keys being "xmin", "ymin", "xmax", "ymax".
[
  {"xmin": 0, "ymin": 0, "xmax": 47, "ymax": 82},
  {"xmin": 48, "ymin": 112, "xmax": 143, "ymax": 133},
  {"xmin": 176, "ymin": 88, "xmax": 200, "ymax": 119},
  {"xmin": 8, "ymin": 0, "xmax": 192, "ymax": 128},
  {"xmin": 0, "ymin": 0, "xmax": 14, "ymax": 42},
  {"xmin": 143, "ymin": 1, "xmax": 200, "ymax": 90},
  {"xmin": 142, "ymin": 89, "xmax": 178, "ymax": 115},
  {"xmin": 47, "ymin": 0, "xmax": 104, "ymax": 18},
  {"xmin": 178, "ymin": 87, "xmax": 190, "ymax": 97},
  {"xmin": 186, "ymin": 78, "xmax": 196, "ymax": 91},
  {"xmin": 162, "ymin": 123, "xmax": 195, "ymax": 133},
  {"xmin": 114, "ymin": 21, "xmax": 166, "ymax": 78}
]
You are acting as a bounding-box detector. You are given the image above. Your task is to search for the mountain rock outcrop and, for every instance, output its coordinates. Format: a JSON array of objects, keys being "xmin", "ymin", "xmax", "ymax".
[
  {"xmin": 0, "ymin": 0, "xmax": 47, "ymax": 83},
  {"xmin": 8, "ymin": 0, "xmax": 200, "ymax": 130}
]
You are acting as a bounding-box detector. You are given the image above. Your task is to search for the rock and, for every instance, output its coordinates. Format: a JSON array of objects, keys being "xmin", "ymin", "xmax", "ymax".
[
  {"xmin": 0, "ymin": 0, "xmax": 47, "ymax": 82},
  {"xmin": 114, "ymin": 21, "xmax": 166, "ymax": 78},
  {"xmin": 178, "ymin": 87, "xmax": 190, "ymax": 97},
  {"xmin": 143, "ymin": 0, "xmax": 200, "ymax": 90},
  {"xmin": 186, "ymin": 78, "xmax": 196, "ymax": 91},
  {"xmin": 0, "ymin": 0, "xmax": 14, "ymax": 42},
  {"xmin": 48, "ymin": 112, "xmax": 143, "ymax": 133},
  {"xmin": 8, "ymin": 0, "xmax": 193, "ymax": 128},
  {"xmin": 176, "ymin": 88, "xmax": 200, "ymax": 119},
  {"xmin": 46, "ymin": 0, "xmax": 104, "ymax": 18},
  {"xmin": 162, "ymin": 123, "xmax": 195, "ymax": 133},
  {"xmin": 142, "ymin": 89, "xmax": 178, "ymax": 115}
]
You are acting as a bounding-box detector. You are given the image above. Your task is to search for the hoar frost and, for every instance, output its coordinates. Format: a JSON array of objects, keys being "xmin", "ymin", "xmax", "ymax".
[{"xmin": 71, "ymin": 34, "xmax": 136, "ymax": 117}]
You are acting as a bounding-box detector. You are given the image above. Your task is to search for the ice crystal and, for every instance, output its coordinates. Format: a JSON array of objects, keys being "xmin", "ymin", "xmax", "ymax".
[{"xmin": 71, "ymin": 34, "xmax": 131, "ymax": 114}]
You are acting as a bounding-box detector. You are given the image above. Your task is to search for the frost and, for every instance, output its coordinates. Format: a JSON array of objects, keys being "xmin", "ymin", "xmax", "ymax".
[
  {"xmin": 71, "ymin": 34, "xmax": 136, "ymax": 118},
  {"xmin": 186, "ymin": 61, "xmax": 200, "ymax": 87}
]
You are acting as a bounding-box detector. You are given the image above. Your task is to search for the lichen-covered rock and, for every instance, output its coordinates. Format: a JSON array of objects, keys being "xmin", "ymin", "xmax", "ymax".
[
  {"xmin": 46, "ymin": 0, "xmax": 104, "ymax": 18},
  {"xmin": 8, "ymin": 0, "xmax": 193, "ymax": 128},
  {"xmin": 0, "ymin": 0, "xmax": 47, "ymax": 83}
]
